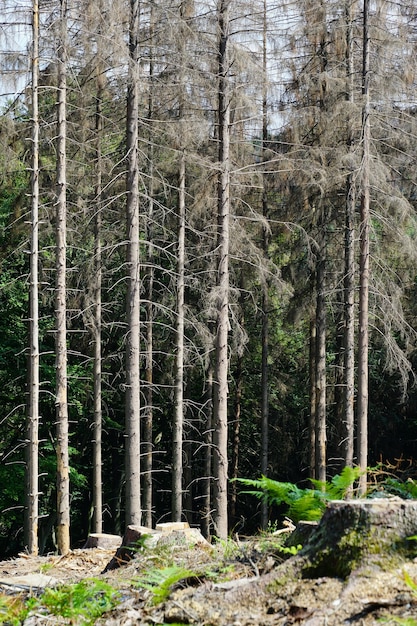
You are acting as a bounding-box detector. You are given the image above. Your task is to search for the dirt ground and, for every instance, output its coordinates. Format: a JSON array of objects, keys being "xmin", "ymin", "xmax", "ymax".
[{"xmin": 1, "ymin": 535, "xmax": 417, "ymax": 625}]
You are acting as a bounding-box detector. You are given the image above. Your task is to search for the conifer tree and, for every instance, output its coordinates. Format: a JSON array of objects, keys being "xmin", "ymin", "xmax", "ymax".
[
  {"xmin": 26, "ymin": 0, "xmax": 40, "ymax": 555},
  {"xmin": 213, "ymin": 0, "xmax": 231, "ymax": 539},
  {"xmin": 125, "ymin": 0, "xmax": 142, "ymax": 526},
  {"xmin": 55, "ymin": 0, "xmax": 70, "ymax": 555}
]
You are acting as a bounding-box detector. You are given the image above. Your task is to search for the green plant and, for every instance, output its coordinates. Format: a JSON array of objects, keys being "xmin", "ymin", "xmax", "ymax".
[
  {"xmin": 38, "ymin": 578, "xmax": 120, "ymax": 625},
  {"xmin": 277, "ymin": 544, "xmax": 303, "ymax": 556},
  {"xmin": 235, "ymin": 466, "xmax": 363, "ymax": 524},
  {"xmin": 134, "ymin": 566, "xmax": 196, "ymax": 606},
  {"xmin": 0, "ymin": 593, "xmax": 30, "ymax": 625}
]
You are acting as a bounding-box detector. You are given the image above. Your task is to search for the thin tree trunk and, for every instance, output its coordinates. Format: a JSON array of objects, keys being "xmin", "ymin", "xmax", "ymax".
[
  {"xmin": 357, "ymin": 0, "xmax": 370, "ymax": 495},
  {"xmin": 172, "ymin": 149, "xmax": 186, "ymax": 522},
  {"xmin": 314, "ymin": 1, "xmax": 328, "ymax": 486},
  {"xmin": 125, "ymin": 0, "xmax": 142, "ymax": 526},
  {"xmin": 201, "ymin": 365, "xmax": 213, "ymax": 540},
  {"xmin": 172, "ymin": 149, "xmax": 185, "ymax": 521},
  {"xmin": 92, "ymin": 63, "xmax": 104, "ymax": 534},
  {"xmin": 26, "ymin": 0, "xmax": 40, "ymax": 555},
  {"xmin": 142, "ymin": 2, "xmax": 155, "ymax": 530},
  {"xmin": 172, "ymin": 0, "xmax": 189, "ymax": 522},
  {"xmin": 212, "ymin": 0, "xmax": 230, "ymax": 540},
  {"xmin": 260, "ymin": 0, "xmax": 269, "ymax": 530},
  {"xmin": 55, "ymin": 0, "xmax": 70, "ymax": 555},
  {"xmin": 230, "ymin": 280, "xmax": 244, "ymax": 525},
  {"xmin": 343, "ymin": 0, "xmax": 356, "ymax": 470},
  {"xmin": 309, "ymin": 318, "xmax": 316, "ymax": 480},
  {"xmin": 315, "ymin": 241, "xmax": 327, "ymax": 484}
]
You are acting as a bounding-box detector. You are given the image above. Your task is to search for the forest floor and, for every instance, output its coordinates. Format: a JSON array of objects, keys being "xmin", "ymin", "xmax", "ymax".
[{"xmin": 1, "ymin": 532, "xmax": 417, "ymax": 624}]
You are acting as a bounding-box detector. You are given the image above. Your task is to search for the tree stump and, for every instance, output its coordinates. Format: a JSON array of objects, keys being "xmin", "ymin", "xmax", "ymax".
[
  {"xmin": 102, "ymin": 525, "xmax": 158, "ymax": 572},
  {"xmin": 300, "ymin": 499, "xmax": 417, "ymax": 578},
  {"xmin": 83, "ymin": 533, "xmax": 122, "ymax": 550}
]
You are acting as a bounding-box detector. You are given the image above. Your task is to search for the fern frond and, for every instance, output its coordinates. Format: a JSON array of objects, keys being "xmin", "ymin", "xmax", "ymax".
[{"xmin": 135, "ymin": 566, "xmax": 195, "ymax": 605}]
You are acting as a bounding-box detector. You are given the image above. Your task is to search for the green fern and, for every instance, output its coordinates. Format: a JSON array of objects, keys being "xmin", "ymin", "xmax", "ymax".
[
  {"xmin": 311, "ymin": 466, "xmax": 363, "ymax": 500},
  {"xmin": 134, "ymin": 565, "xmax": 195, "ymax": 605},
  {"xmin": 38, "ymin": 578, "xmax": 120, "ymax": 625},
  {"xmin": 235, "ymin": 466, "xmax": 363, "ymax": 524}
]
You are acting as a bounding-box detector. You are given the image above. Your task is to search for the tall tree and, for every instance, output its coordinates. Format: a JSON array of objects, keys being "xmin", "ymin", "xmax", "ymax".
[
  {"xmin": 26, "ymin": 0, "xmax": 40, "ymax": 555},
  {"xmin": 125, "ymin": 0, "xmax": 142, "ymax": 526},
  {"xmin": 260, "ymin": 0, "xmax": 269, "ymax": 529},
  {"xmin": 357, "ymin": 0, "xmax": 370, "ymax": 494},
  {"xmin": 342, "ymin": 0, "xmax": 356, "ymax": 469},
  {"xmin": 172, "ymin": 0, "xmax": 188, "ymax": 522},
  {"xmin": 55, "ymin": 0, "xmax": 70, "ymax": 555},
  {"xmin": 212, "ymin": 0, "xmax": 231, "ymax": 540},
  {"xmin": 142, "ymin": 2, "xmax": 155, "ymax": 528},
  {"xmin": 315, "ymin": 232, "xmax": 327, "ymax": 483},
  {"xmin": 92, "ymin": 50, "xmax": 105, "ymax": 534}
]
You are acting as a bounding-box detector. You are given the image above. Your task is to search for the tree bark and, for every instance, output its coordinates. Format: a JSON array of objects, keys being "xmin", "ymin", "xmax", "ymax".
[
  {"xmin": 301, "ymin": 500, "xmax": 417, "ymax": 579},
  {"xmin": 125, "ymin": 0, "xmax": 142, "ymax": 526},
  {"xmin": 172, "ymin": 144, "xmax": 186, "ymax": 522},
  {"xmin": 142, "ymin": 2, "xmax": 155, "ymax": 530},
  {"xmin": 212, "ymin": 0, "xmax": 231, "ymax": 540},
  {"xmin": 92, "ymin": 58, "xmax": 104, "ymax": 534},
  {"xmin": 26, "ymin": 0, "xmax": 40, "ymax": 556},
  {"xmin": 315, "ymin": 242, "xmax": 327, "ymax": 484},
  {"xmin": 309, "ymin": 319, "xmax": 316, "ymax": 481},
  {"xmin": 357, "ymin": 0, "xmax": 370, "ymax": 495},
  {"xmin": 229, "ymin": 341, "xmax": 242, "ymax": 526},
  {"xmin": 201, "ymin": 365, "xmax": 213, "ymax": 540},
  {"xmin": 260, "ymin": 0, "xmax": 269, "ymax": 529},
  {"xmin": 343, "ymin": 0, "xmax": 356, "ymax": 470},
  {"xmin": 55, "ymin": 0, "xmax": 70, "ymax": 556}
]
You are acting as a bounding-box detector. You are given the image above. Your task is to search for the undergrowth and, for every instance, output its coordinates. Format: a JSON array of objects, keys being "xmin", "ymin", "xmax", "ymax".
[
  {"xmin": 235, "ymin": 466, "xmax": 363, "ymax": 523},
  {"xmin": 134, "ymin": 565, "xmax": 196, "ymax": 605},
  {"xmin": 37, "ymin": 578, "xmax": 120, "ymax": 624},
  {"xmin": 0, "ymin": 593, "xmax": 32, "ymax": 625}
]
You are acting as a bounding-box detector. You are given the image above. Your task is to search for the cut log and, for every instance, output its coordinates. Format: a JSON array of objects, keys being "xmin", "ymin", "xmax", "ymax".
[
  {"xmin": 300, "ymin": 499, "xmax": 417, "ymax": 578},
  {"xmin": 102, "ymin": 525, "xmax": 157, "ymax": 572},
  {"xmin": 103, "ymin": 523, "xmax": 209, "ymax": 572},
  {"xmin": 156, "ymin": 521, "xmax": 190, "ymax": 532},
  {"xmin": 83, "ymin": 533, "xmax": 122, "ymax": 550}
]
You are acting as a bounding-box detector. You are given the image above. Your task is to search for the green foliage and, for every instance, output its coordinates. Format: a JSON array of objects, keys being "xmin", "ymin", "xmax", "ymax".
[
  {"xmin": 0, "ymin": 593, "xmax": 30, "ymax": 625},
  {"xmin": 38, "ymin": 578, "xmax": 120, "ymax": 625},
  {"xmin": 235, "ymin": 466, "xmax": 363, "ymax": 524},
  {"xmin": 277, "ymin": 544, "xmax": 303, "ymax": 556},
  {"xmin": 134, "ymin": 566, "xmax": 196, "ymax": 606},
  {"xmin": 311, "ymin": 466, "xmax": 363, "ymax": 500},
  {"xmin": 371, "ymin": 477, "xmax": 417, "ymax": 500}
]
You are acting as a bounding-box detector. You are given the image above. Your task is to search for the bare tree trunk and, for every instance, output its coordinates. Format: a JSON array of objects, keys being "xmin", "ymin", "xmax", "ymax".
[
  {"xmin": 172, "ymin": 148, "xmax": 185, "ymax": 521},
  {"xmin": 230, "ymin": 315, "xmax": 243, "ymax": 525},
  {"xmin": 201, "ymin": 365, "xmax": 213, "ymax": 540},
  {"xmin": 212, "ymin": 0, "xmax": 231, "ymax": 540},
  {"xmin": 125, "ymin": 0, "xmax": 142, "ymax": 526},
  {"xmin": 315, "ymin": 240, "xmax": 327, "ymax": 484},
  {"xmin": 357, "ymin": 0, "xmax": 370, "ymax": 495},
  {"xmin": 309, "ymin": 319, "xmax": 316, "ymax": 481},
  {"xmin": 172, "ymin": 93, "xmax": 186, "ymax": 520},
  {"xmin": 26, "ymin": 0, "xmax": 40, "ymax": 555},
  {"xmin": 142, "ymin": 3, "xmax": 155, "ymax": 530},
  {"xmin": 92, "ymin": 62, "xmax": 104, "ymax": 534},
  {"xmin": 343, "ymin": 0, "xmax": 356, "ymax": 470},
  {"xmin": 260, "ymin": 0, "xmax": 269, "ymax": 530},
  {"xmin": 143, "ymin": 291, "xmax": 153, "ymax": 527},
  {"xmin": 55, "ymin": 0, "xmax": 70, "ymax": 555}
]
